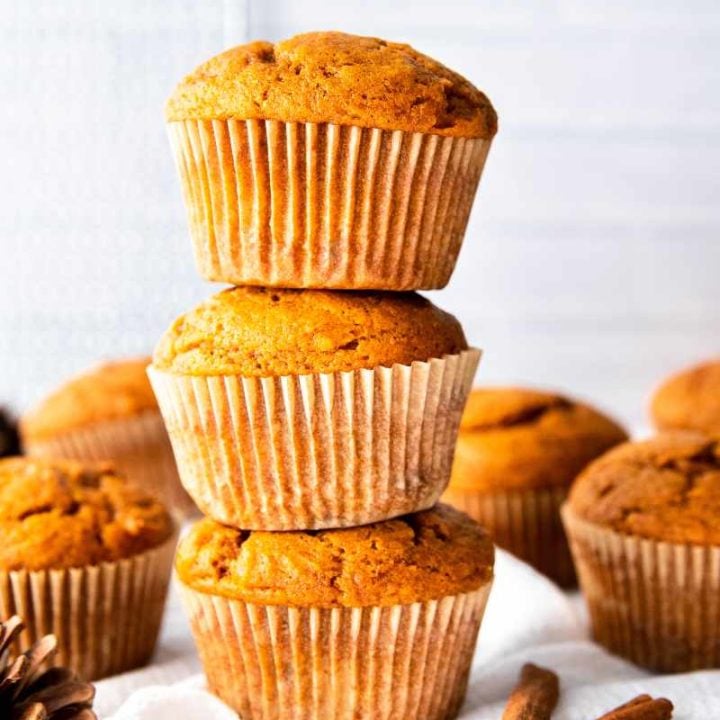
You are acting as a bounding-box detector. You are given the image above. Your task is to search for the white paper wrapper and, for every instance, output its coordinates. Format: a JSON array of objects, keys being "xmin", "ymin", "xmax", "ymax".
[
  {"xmin": 24, "ymin": 411, "xmax": 197, "ymax": 519},
  {"xmin": 179, "ymin": 581, "xmax": 492, "ymax": 720},
  {"xmin": 0, "ymin": 530, "xmax": 178, "ymax": 681},
  {"xmin": 562, "ymin": 505, "xmax": 720, "ymax": 672},
  {"xmin": 149, "ymin": 349, "xmax": 480, "ymax": 530},
  {"xmin": 442, "ymin": 485, "xmax": 575, "ymax": 587},
  {"xmin": 168, "ymin": 119, "xmax": 492, "ymax": 290}
]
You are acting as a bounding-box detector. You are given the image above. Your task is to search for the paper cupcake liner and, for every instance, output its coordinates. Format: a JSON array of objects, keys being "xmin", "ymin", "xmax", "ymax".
[
  {"xmin": 442, "ymin": 486, "xmax": 575, "ymax": 587},
  {"xmin": 149, "ymin": 349, "xmax": 480, "ymax": 530},
  {"xmin": 24, "ymin": 411, "xmax": 197, "ymax": 520},
  {"xmin": 0, "ymin": 530, "xmax": 178, "ymax": 681},
  {"xmin": 168, "ymin": 119, "xmax": 492, "ymax": 290},
  {"xmin": 179, "ymin": 581, "xmax": 492, "ymax": 720},
  {"xmin": 562, "ymin": 505, "xmax": 720, "ymax": 672}
]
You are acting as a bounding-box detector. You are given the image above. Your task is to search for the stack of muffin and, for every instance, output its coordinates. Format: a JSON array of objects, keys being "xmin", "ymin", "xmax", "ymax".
[{"xmin": 149, "ymin": 32, "xmax": 498, "ymax": 719}]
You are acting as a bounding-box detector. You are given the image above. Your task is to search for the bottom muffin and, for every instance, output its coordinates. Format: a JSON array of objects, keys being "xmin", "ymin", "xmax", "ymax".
[
  {"xmin": 0, "ymin": 457, "xmax": 177, "ymax": 680},
  {"xmin": 176, "ymin": 505, "xmax": 494, "ymax": 720},
  {"xmin": 563, "ymin": 432, "xmax": 720, "ymax": 672}
]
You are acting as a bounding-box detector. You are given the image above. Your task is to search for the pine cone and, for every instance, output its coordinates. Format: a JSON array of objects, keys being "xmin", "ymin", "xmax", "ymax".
[
  {"xmin": 0, "ymin": 407, "xmax": 20, "ymax": 458},
  {"xmin": 0, "ymin": 616, "xmax": 96, "ymax": 720}
]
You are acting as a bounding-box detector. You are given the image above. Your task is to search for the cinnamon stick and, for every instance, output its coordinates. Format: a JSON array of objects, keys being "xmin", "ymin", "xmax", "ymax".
[
  {"xmin": 502, "ymin": 663, "xmax": 560, "ymax": 719},
  {"xmin": 595, "ymin": 694, "xmax": 673, "ymax": 720}
]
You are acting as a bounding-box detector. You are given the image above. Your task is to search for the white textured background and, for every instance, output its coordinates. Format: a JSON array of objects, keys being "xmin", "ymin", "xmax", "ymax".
[{"xmin": 1, "ymin": 0, "xmax": 718, "ymax": 429}]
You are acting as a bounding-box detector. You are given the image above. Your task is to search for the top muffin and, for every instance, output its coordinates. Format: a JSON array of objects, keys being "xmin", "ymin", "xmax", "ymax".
[
  {"xmin": 153, "ymin": 287, "xmax": 467, "ymax": 376},
  {"xmin": 166, "ymin": 31, "xmax": 497, "ymax": 138},
  {"xmin": 651, "ymin": 359, "xmax": 720, "ymax": 434},
  {"xmin": 450, "ymin": 387, "xmax": 628, "ymax": 492},
  {"xmin": 176, "ymin": 504, "xmax": 493, "ymax": 607},
  {"xmin": 21, "ymin": 358, "xmax": 156, "ymax": 442},
  {"xmin": 567, "ymin": 432, "xmax": 720, "ymax": 544},
  {"xmin": 0, "ymin": 457, "xmax": 174, "ymax": 571}
]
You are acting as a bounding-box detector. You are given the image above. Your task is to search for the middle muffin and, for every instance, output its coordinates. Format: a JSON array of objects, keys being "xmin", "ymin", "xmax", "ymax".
[{"xmin": 149, "ymin": 287, "xmax": 480, "ymax": 530}]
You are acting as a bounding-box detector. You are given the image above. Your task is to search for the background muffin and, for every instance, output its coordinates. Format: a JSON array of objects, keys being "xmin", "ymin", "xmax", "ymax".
[
  {"xmin": 0, "ymin": 457, "xmax": 177, "ymax": 680},
  {"xmin": 441, "ymin": 387, "xmax": 627, "ymax": 586},
  {"xmin": 166, "ymin": 31, "xmax": 497, "ymax": 290},
  {"xmin": 21, "ymin": 357, "xmax": 195, "ymax": 518},
  {"xmin": 150, "ymin": 287, "xmax": 480, "ymax": 530},
  {"xmin": 651, "ymin": 358, "xmax": 720, "ymax": 434},
  {"xmin": 177, "ymin": 504, "xmax": 494, "ymax": 720},
  {"xmin": 563, "ymin": 432, "xmax": 720, "ymax": 672}
]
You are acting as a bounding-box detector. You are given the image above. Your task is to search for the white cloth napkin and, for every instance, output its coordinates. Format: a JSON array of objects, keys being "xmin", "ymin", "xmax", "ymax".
[{"xmin": 99, "ymin": 550, "xmax": 720, "ymax": 719}]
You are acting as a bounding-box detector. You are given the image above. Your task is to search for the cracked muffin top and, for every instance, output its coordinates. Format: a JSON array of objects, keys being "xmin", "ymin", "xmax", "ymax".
[
  {"xmin": 448, "ymin": 387, "xmax": 628, "ymax": 492},
  {"xmin": 651, "ymin": 359, "xmax": 720, "ymax": 434},
  {"xmin": 0, "ymin": 457, "xmax": 174, "ymax": 570},
  {"xmin": 176, "ymin": 504, "xmax": 494, "ymax": 607},
  {"xmin": 165, "ymin": 31, "xmax": 497, "ymax": 138},
  {"xmin": 152, "ymin": 287, "xmax": 467, "ymax": 376},
  {"xmin": 21, "ymin": 358, "xmax": 157, "ymax": 442},
  {"xmin": 567, "ymin": 432, "xmax": 720, "ymax": 544}
]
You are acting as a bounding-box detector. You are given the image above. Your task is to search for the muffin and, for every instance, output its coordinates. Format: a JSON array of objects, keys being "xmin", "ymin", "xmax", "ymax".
[
  {"xmin": 149, "ymin": 287, "xmax": 480, "ymax": 530},
  {"xmin": 21, "ymin": 357, "xmax": 196, "ymax": 518},
  {"xmin": 0, "ymin": 457, "xmax": 177, "ymax": 680},
  {"xmin": 441, "ymin": 387, "xmax": 627, "ymax": 586},
  {"xmin": 166, "ymin": 31, "xmax": 497, "ymax": 290},
  {"xmin": 562, "ymin": 432, "xmax": 720, "ymax": 672},
  {"xmin": 177, "ymin": 504, "xmax": 494, "ymax": 720},
  {"xmin": 651, "ymin": 358, "xmax": 720, "ymax": 434}
]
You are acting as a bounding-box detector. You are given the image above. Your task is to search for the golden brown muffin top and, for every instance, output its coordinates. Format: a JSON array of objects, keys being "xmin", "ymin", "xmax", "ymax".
[
  {"xmin": 166, "ymin": 31, "xmax": 497, "ymax": 138},
  {"xmin": 449, "ymin": 387, "xmax": 628, "ymax": 492},
  {"xmin": 176, "ymin": 504, "xmax": 493, "ymax": 608},
  {"xmin": 0, "ymin": 457, "xmax": 174, "ymax": 571},
  {"xmin": 651, "ymin": 359, "xmax": 720, "ymax": 434},
  {"xmin": 21, "ymin": 358, "xmax": 157, "ymax": 442},
  {"xmin": 153, "ymin": 287, "xmax": 467, "ymax": 377},
  {"xmin": 567, "ymin": 432, "xmax": 720, "ymax": 544}
]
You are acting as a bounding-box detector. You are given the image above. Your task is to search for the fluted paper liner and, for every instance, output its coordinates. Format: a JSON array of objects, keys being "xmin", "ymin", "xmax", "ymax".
[
  {"xmin": 562, "ymin": 505, "xmax": 720, "ymax": 672},
  {"xmin": 25, "ymin": 411, "xmax": 197, "ymax": 519},
  {"xmin": 149, "ymin": 349, "xmax": 480, "ymax": 530},
  {"xmin": 443, "ymin": 486, "xmax": 575, "ymax": 587},
  {"xmin": 180, "ymin": 582, "xmax": 492, "ymax": 720},
  {"xmin": 0, "ymin": 530, "xmax": 178, "ymax": 681},
  {"xmin": 168, "ymin": 119, "xmax": 492, "ymax": 290}
]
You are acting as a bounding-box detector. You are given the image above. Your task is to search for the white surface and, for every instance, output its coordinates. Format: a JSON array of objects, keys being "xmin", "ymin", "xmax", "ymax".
[
  {"xmin": 1, "ymin": 1, "xmax": 719, "ymax": 430},
  {"xmin": 99, "ymin": 550, "xmax": 720, "ymax": 719}
]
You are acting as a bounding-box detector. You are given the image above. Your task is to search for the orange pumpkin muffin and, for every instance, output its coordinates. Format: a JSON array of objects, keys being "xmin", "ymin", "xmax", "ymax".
[
  {"xmin": 166, "ymin": 31, "xmax": 497, "ymax": 290},
  {"xmin": 153, "ymin": 287, "xmax": 467, "ymax": 376},
  {"xmin": 149, "ymin": 288, "xmax": 480, "ymax": 531},
  {"xmin": 563, "ymin": 432, "xmax": 720, "ymax": 672},
  {"xmin": 177, "ymin": 504, "xmax": 494, "ymax": 719},
  {"xmin": 166, "ymin": 32, "xmax": 497, "ymax": 136},
  {"xmin": 650, "ymin": 358, "xmax": 720, "ymax": 434},
  {"xmin": 21, "ymin": 358, "xmax": 158, "ymax": 441},
  {"xmin": 441, "ymin": 387, "xmax": 627, "ymax": 586},
  {"xmin": 21, "ymin": 358, "xmax": 195, "ymax": 518},
  {"xmin": 0, "ymin": 457, "xmax": 177, "ymax": 680}
]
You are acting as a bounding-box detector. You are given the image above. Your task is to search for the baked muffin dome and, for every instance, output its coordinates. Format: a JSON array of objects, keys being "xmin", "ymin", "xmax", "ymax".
[
  {"xmin": 651, "ymin": 359, "xmax": 720, "ymax": 434},
  {"xmin": 153, "ymin": 287, "xmax": 467, "ymax": 376},
  {"xmin": 451, "ymin": 387, "xmax": 628, "ymax": 492},
  {"xmin": 166, "ymin": 31, "xmax": 497, "ymax": 138},
  {"xmin": 0, "ymin": 457, "xmax": 174, "ymax": 570},
  {"xmin": 21, "ymin": 357, "xmax": 155, "ymax": 442},
  {"xmin": 567, "ymin": 432, "xmax": 720, "ymax": 544},
  {"xmin": 176, "ymin": 504, "xmax": 493, "ymax": 608}
]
